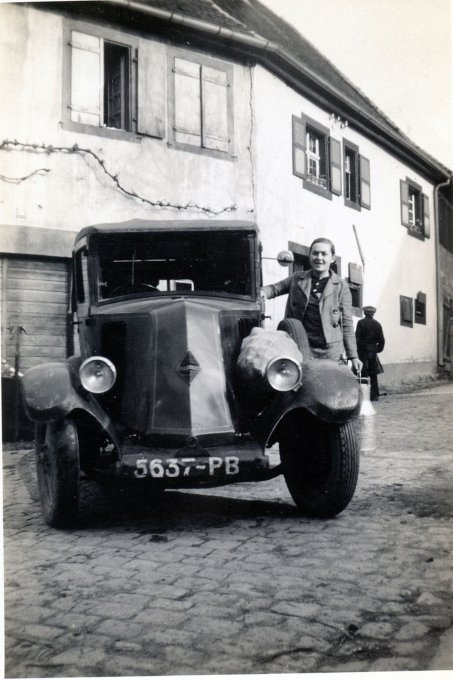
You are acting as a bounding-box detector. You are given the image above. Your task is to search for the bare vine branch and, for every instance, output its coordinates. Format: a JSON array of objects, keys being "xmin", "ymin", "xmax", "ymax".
[
  {"xmin": 0, "ymin": 167, "xmax": 51, "ymax": 183},
  {"xmin": 0, "ymin": 139, "xmax": 237, "ymax": 215}
]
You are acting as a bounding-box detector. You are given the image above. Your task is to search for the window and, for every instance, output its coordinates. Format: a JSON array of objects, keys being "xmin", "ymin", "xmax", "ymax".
[
  {"xmin": 348, "ymin": 263, "xmax": 363, "ymax": 315},
  {"xmin": 74, "ymin": 248, "xmax": 89, "ymax": 304},
  {"xmin": 169, "ymin": 49, "xmax": 233, "ymax": 157},
  {"xmin": 343, "ymin": 140, "xmax": 371, "ymax": 210},
  {"xmin": 292, "ymin": 115, "xmax": 371, "ymax": 206},
  {"xmin": 63, "ymin": 21, "xmax": 166, "ymax": 139},
  {"xmin": 400, "ymin": 179, "xmax": 430, "ymax": 240},
  {"xmin": 68, "ymin": 30, "xmax": 133, "ymax": 132},
  {"xmin": 344, "ymin": 143, "xmax": 358, "ymax": 205},
  {"xmin": 415, "ymin": 291, "xmax": 427, "ymax": 325},
  {"xmin": 95, "ymin": 230, "xmax": 255, "ymax": 301},
  {"xmin": 400, "ymin": 295, "xmax": 413, "ymax": 327},
  {"xmin": 104, "ymin": 43, "xmax": 130, "ymax": 130},
  {"xmin": 306, "ymin": 128, "xmax": 325, "ymax": 186},
  {"xmin": 292, "ymin": 114, "xmax": 341, "ymax": 199}
]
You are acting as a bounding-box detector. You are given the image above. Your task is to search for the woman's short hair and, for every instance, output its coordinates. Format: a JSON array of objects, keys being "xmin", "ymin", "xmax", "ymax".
[{"xmin": 309, "ymin": 237, "xmax": 335, "ymax": 256}]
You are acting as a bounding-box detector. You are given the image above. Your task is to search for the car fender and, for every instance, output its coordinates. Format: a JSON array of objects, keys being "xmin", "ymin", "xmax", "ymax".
[
  {"xmin": 251, "ymin": 360, "xmax": 360, "ymax": 448},
  {"xmin": 22, "ymin": 361, "xmax": 120, "ymax": 448}
]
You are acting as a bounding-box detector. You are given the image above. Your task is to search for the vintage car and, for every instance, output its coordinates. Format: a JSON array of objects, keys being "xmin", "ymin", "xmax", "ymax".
[{"xmin": 22, "ymin": 220, "xmax": 361, "ymax": 528}]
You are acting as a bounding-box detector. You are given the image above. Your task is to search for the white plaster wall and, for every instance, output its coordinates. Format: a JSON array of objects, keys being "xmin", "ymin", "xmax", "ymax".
[
  {"xmin": 0, "ymin": 5, "xmax": 440, "ymax": 378},
  {"xmin": 0, "ymin": 5, "xmax": 255, "ymax": 233},
  {"xmin": 253, "ymin": 66, "xmax": 437, "ymax": 370}
]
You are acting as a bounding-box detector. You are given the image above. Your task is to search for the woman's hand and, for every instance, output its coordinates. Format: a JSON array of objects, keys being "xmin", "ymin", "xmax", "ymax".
[{"xmin": 351, "ymin": 358, "xmax": 363, "ymax": 375}]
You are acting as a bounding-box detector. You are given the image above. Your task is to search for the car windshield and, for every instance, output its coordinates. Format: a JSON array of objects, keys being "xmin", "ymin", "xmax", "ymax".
[{"xmin": 95, "ymin": 230, "xmax": 256, "ymax": 300}]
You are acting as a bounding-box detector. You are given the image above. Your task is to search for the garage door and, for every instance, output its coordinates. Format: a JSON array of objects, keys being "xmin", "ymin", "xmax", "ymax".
[{"xmin": 2, "ymin": 257, "xmax": 70, "ymax": 373}]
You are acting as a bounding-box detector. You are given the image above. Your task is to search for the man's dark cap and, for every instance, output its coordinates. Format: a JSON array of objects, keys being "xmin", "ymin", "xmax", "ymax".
[{"xmin": 363, "ymin": 305, "xmax": 377, "ymax": 314}]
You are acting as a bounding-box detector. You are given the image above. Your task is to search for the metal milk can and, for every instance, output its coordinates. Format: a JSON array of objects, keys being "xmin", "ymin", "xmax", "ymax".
[{"xmin": 356, "ymin": 376, "xmax": 376, "ymax": 454}]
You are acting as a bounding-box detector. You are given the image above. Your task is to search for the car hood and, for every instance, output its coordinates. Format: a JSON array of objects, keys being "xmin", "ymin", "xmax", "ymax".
[{"xmin": 92, "ymin": 296, "xmax": 260, "ymax": 444}]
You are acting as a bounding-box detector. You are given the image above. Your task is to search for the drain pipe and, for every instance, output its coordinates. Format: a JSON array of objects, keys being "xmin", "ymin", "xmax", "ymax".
[{"xmin": 434, "ymin": 173, "xmax": 453, "ymax": 368}]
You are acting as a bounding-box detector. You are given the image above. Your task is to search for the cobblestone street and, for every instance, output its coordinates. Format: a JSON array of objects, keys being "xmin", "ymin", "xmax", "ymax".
[{"xmin": 3, "ymin": 383, "xmax": 453, "ymax": 677}]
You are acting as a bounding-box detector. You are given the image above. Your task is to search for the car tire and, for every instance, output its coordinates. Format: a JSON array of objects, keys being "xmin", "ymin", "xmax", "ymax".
[
  {"xmin": 279, "ymin": 409, "xmax": 359, "ymax": 517},
  {"xmin": 36, "ymin": 418, "xmax": 80, "ymax": 528},
  {"xmin": 277, "ymin": 318, "xmax": 312, "ymax": 360}
]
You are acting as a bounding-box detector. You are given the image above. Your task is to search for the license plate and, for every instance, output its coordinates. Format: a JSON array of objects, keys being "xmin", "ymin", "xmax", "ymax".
[{"xmin": 134, "ymin": 456, "xmax": 240, "ymax": 479}]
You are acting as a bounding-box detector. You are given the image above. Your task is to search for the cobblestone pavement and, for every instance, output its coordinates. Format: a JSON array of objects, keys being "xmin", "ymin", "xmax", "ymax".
[{"xmin": 3, "ymin": 383, "xmax": 453, "ymax": 677}]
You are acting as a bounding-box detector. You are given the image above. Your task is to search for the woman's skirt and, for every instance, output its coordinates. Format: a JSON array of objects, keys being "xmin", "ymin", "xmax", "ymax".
[{"xmin": 310, "ymin": 340, "xmax": 345, "ymax": 362}]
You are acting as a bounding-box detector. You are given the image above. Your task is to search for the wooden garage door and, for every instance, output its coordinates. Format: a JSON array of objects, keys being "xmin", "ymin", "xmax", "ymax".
[{"xmin": 2, "ymin": 258, "xmax": 70, "ymax": 373}]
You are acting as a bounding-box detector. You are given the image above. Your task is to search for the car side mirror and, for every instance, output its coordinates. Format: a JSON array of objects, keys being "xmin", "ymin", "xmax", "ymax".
[{"xmin": 277, "ymin": 250, "xmax": 294, "ymax": 267}]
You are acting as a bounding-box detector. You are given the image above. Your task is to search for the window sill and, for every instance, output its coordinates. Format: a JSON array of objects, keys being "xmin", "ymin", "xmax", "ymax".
[
  {"xmin": 344, "ymin": 198, "xmax": 361, "ymax": 211},
  {"xmin": 61, "ymin": 120, "xmax": 143, "ymax": 143},
  {"xmin": 167, "ymin": 140, "xmax": 234, "ymax": 161},
  {"xmin": 407, "ymin": 226, "xmax": 425, "ymax": 241},
  {"xmin": 302, "ymin": 179, "xmax": 332, "ymax": 200}
]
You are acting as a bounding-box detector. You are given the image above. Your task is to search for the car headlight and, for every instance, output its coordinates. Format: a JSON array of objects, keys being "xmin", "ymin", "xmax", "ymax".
[
  {"xmin": 79, "ymin": 356, "xmax": 117, "ymax": 394},
  {"xmin": 266, "ymin": 356, "xmax": 302, "ymax": 392}
]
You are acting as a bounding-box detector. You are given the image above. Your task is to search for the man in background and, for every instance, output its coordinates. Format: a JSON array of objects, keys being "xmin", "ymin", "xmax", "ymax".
[{"xmin": 355, "ymin": 306, "xmax": 385, "ymax": 401}]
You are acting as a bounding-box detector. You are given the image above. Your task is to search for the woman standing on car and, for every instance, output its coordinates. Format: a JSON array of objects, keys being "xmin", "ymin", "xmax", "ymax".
[{"xmin": 262, "ymin": 237, "xmax": 362, "ymax": 373}]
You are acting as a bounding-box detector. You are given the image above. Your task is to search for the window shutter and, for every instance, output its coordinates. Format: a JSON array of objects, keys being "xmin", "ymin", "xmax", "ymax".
[
  {"xmin": 137, "ymin": 39, "xmax": 166, "ymax": 138},
  {"xmin": 329, "ymin": 137, "xmax": 342, "ymax": 195},
  {"xmin": 201, "ymin": 65, "xmax": 229, "ymax": 152},
  {"xmin": 292, "ymin": 115, "xmax": 305, "ymax": 178},
  {"xmin": 348, "ymin": 263, "xmax": 363, "ymax": 285},
  {"xmin": 422, "ymin": 193, "xmax": 430, "ymax": 238},
  {"xmin": 70, "ymin": 31, "xmax": 102, "ymax": 126},
  {"xmin": 400, "ymin": 295, "xmax": 413, "ymax": 326},
  {"xmin": 173, "ymin": 57, "xmax": 202, "ymax": 147},
  {"xmin": 400, "ymin": 180, "xmax": 410, "ymax": 227},
  {"xmin": 359, "ymin": 155, "xmax": 371, "ymax": 209}
]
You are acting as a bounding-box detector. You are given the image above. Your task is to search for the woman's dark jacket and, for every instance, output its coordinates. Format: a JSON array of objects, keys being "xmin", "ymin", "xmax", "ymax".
[{"xmin": 263, "ymin": 269, "xmax": 358, "ymax": 359}]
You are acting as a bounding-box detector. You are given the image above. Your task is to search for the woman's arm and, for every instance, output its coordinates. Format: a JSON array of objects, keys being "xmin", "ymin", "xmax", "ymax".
[
  {"xmin": 339, "ymin": 282, "xmax": 362, "ymax": 372},
  {"xmin": 262, "ymin": 276, "xmax": 293, "ymax": 300}
]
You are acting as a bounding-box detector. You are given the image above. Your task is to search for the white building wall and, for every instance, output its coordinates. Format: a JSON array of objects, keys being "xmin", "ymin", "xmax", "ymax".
[
  {"xmin": 253, "ymin": 66, "xmax": 437, "ymax": 383},
  {"xmin": 0, "ymin": 4, "xmax": 441, "ymax": 386},
  {"xmin": 0, "ymin": 5, "xmax": 255, "ymax": 237}
]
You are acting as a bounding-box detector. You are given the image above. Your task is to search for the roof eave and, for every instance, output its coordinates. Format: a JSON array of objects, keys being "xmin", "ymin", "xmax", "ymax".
[{"xmin": 52, "ymin": 0, "xmax": 451, "ymax": 183}]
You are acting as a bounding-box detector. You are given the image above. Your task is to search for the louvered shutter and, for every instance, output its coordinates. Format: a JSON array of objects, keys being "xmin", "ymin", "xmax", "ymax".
[
  {"xmin": 137, "ymin": 39, "xmax": 166, "ymax": 138},
  {"xmin": 329, "ymin": 138, "xmax": 342, "ymax": 195},
  {"xmin": 359, "ymin": 155, "xmax": 371, "ymax": 209},
  {"xmin": 400, "ymin": 180, "xmax": 410, "ymax": 227},
  {"xmin": 422, "ymin": 194, "xmax": 430, "ymax": 238},
  {"xmin": 173, "ymin": 57, "xmax": 201, "ymax": 146},
  {"xmin": 348, "ymin": 263, "xmax": 363, "ymax": 285},
  {"xmin": 292, "ymin": 115, "xmax": 305, "ymax": 178},
  {"xmin": 70, "ymin": 31, "xmax": 102, "ymax": 126},
  {"xmin": 201, "ymin": 65, "xmax": 229, "ymax": 152}
]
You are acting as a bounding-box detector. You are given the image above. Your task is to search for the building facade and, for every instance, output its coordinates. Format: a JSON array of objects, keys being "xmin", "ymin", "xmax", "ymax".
[{"xmin": 1, "ymin": 0, "xmax": 452, "ymax": 389}]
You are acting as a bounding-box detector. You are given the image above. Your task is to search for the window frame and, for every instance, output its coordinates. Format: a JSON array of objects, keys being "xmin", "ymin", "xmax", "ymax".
[
  {"xmin": 400, "ymin": 178, "xmax": 430, "ymax": 241},
  {"xmin": 302, "ymin": 116, "xmax": 331, "ymax": 199},
  {"xmin": 292, "ymin": 114, "xmax": 345, "ymax": 200},
  {"xmin": 62, "ymin": 20, "xmax": 139, "ymax": 141},
  {"xmin": 415, "ymin": 291, "xmax": 427, "ymax": 325},
  {"xmin": 167, "ymin": 47, "xmax": 234, "ymax": 160},
  {"xmin": 343, "ymin": 140, "xmax": 360, "ymax": 210}
]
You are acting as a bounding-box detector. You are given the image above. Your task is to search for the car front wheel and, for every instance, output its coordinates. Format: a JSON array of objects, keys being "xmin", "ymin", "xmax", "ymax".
[
  {"xmin": 36, "ymin": 418, "xmax": 80, "ymax": 528},
  {"xmin": 279, "ymin": 409, "xmax": 359, "ymax": 517}
]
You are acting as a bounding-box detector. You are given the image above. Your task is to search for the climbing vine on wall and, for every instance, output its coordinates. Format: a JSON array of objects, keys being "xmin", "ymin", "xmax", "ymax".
[{"xmin": 0, "ymin": 139, "xmax": 237, "ymax": 215}]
